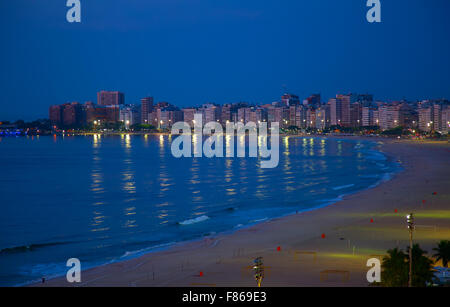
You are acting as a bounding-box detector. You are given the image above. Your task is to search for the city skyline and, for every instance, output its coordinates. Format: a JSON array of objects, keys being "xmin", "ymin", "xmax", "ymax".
[
  {"xmin": 44, "ymin": 90, "xmax": 449, "ymax": 135},
  {"xmin": 1, "ymin": 0, "xmax": 450, "ymax": 120},
  {"xmin": 2, "ymin": 87, "xmax": 450, "ymax": 122}
]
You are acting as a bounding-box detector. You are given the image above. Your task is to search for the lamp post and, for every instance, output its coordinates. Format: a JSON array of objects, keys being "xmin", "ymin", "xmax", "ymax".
[
  {"xmin": 253, "ymin": 257, "xmax": 264, "ymax": 287},
  {"xmin": 406, "ymin": 213, "xmax": 414, "ymax": 287}
]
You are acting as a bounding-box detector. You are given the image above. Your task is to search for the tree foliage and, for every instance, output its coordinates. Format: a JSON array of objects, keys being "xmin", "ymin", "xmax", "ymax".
[
  {"xmin": 433, "ymin": 240, "xmax": 450, "ymax": 267},
  {"xmin": 381, "ymin": 244, "xmax": 434, "ymax": 287}
]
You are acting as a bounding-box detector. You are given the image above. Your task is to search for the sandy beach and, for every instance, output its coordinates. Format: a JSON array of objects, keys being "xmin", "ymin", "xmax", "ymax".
[{"xmin": 33, "ymin": 138, "xmax": 450, "ymax": 287}]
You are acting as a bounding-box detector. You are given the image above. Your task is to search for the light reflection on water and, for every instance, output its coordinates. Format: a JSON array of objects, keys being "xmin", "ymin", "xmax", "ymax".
[
  {"xmin": 90, "ymin": 134, "xmax": 109, "ymax": 234},
  {"xmin": 0, "ymin": 135, "xmax": 400, "ymax": 286},
  {"xmin": 121, "ymin": 134, "xmax": 137, "ymax": 229}
]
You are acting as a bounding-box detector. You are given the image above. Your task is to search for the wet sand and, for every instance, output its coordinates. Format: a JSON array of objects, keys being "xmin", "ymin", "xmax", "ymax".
[{"xmin": 33, "ymin": 138, "xmax": 450, "ymax": 287}]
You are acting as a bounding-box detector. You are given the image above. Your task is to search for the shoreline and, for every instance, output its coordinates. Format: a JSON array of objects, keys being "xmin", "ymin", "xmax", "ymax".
[
  {"xmin": 22, "ymin": 136, "xmax": 395, "ymax": 286},
  {"xmin": 31, "ymin": 137, "xmax": 450, "ymax": 287}
]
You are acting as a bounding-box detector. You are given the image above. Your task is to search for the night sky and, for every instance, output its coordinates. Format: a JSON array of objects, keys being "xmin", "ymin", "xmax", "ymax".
[{"xmin": 1, "ymin": 0, "xmax": 449, "ymax": 120}]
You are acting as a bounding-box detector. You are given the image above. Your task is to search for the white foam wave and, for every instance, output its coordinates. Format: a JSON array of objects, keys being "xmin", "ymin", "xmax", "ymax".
[
  {"xmin": 178, "ymin": 215, "xmax": 210, "ymax": 225},
  {"xmin": 249, "ymin": 217, "xmax": 268, "ymax": 223},
  {"xmin": 120, "ymin": 242, "xmax": 175, "ymax": 259},
  {"xmin": 332, "ymin": 184, "xmax": 355, "ymax": 191}
]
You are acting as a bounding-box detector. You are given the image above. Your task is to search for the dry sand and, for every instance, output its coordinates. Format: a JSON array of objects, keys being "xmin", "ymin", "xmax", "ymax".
[{"xmin": 34, "ymin": 138, "xmax": 450, "ymax": 287}]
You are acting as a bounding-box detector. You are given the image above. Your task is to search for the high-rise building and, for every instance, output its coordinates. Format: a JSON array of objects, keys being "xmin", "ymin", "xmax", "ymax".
[
  {"xmin": 97, "ymin": 91, "xmax": 125, "ymax": 106},
  {"xmin": 306, "ymin": 108, "xmax": 316, "ymax": 128},
  {"xmin": 152, "ymin": 102, "xmax": 182, "ymax": 129},
  {"xmin": 85, "ymin": 103, "xmax": 109, "ymax": 125},
  {"xmin": 220, "ymin": 105, "xmax": 232, "ymax": 125},
  {"xmin": 315, "ymin": 107, "xmax": 327, "ymax": 130},
  {"xmin": 379, "ymin": 105, "xmax": 404, "ymax": 130},
  {"xmin": 303, "ymin": 94, "xmax": 321, "ymax": 108},
  {"xmin": 84, "ymin": 102, "xmax": 96, "ymax": 123},
  {"xmin": 119, "ymin": 105, "xmax": 141, "ymax": 126},
  {"xmin": 441, "ymin": 106, "xmax": 450, "ymax": 134},
  {"xmin": 281, "ymin": 94, "xmax": 300, "ymax": 107},
  {"xmin": 237, "ymin": 107, "xmax": 251, "ymax": 123},
  {"xmin": 416, "ymin": 102, "xmax": 450, "ymax": 132},
  {"xmin": 158, "ymin": 110, "xmax": 182, "ymax": 129},
  {"xmin": 248, "ymin": 108, "xmax": 264, "ymax": 124},
  {"xmin": 105, "ymin": 105, "xmax": 121, "ymax": 123},
  {"xmin": 432, "ymin": 104, "xmax": 443, "ymax": 132},
  {"xmin": 289, "ymin": 106, "xmax": 297, "ymax": 126},
  {"xmin": 148, "ymin": 111, "xmax": 158, "ymax": 127},
  {"xmin": 337, "ymin": 94, "xmax": 351, "ymax": 126},
  {"xmin": 354, "ymin": 94, "xmax": 374, "ymax": 107},
  {"xmin": 204, "ymin": 105, "xmax": 221, "ymax": 123},
  {"xmin": 141, "ymin": 97, "xmax": 154, "ymax": 124},
  {"xmin": 264, "ymin": 106, "xmax": 285, "ymax": 127},
  {"xmin": 62, "ymin": 102, "xmax": 83, "ymax": 127},
  {"xmin": 362, "ymin": 107, "xmax": 377, "ymax": 127},
  {"xmin": 350, "ymin": 102, "xmax": 362, "ymax": 127},
  {"xmin": 182, "ymin": 108, "xmax": 196, "ymax": 127},
  {"xmin": 49, "ymin": 105, "xmax": 63, "ymax": 126},
  {"xmin": 295, "ymin": 105, "xmax": 307, "ymax": 128},
  {"xmin": 282, "ymin": 108, "xmax": 290, "ymax": 128},
  {"xmin": 418, "ymin": 106, "xmax": 433, "ymax": 132},
  {"xmin": 329, "ymin": 94, "xmax": 351, "ymax": 126}
]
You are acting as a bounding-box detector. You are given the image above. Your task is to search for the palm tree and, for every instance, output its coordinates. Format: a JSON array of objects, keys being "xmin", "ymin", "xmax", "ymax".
[
  {"xmin": 433, "ymin": 240, "xmax": 450, "ymax": 267},
  {"xmin": 409, "ymin": 244, "xmax": 434, "ymax": 287},
  {"xmin": 381, "ymin": 245, "xmax": 434, "ymax": 287},
  {"xmin": 381, "ymin": 248, "xmax": 408, "ymax": 287}
]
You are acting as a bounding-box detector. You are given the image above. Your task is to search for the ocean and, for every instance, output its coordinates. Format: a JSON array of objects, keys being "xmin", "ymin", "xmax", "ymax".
[{"xmin": 0, "ymin": 135, "xmax": 400, "ymax": 286}]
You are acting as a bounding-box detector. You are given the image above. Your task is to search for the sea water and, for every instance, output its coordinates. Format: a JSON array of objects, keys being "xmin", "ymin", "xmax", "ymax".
[{"xmin": 0, "ymin": 135, "xmax": 400, "ymax": 286}]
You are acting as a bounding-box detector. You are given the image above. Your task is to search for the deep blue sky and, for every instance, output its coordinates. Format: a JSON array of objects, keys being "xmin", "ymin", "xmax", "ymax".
[{"xmin": 1, "ymin": 0, "xmax": 449, "ymax": 120}]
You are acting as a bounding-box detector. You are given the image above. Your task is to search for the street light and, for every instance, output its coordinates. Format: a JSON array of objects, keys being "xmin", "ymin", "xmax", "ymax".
[
  {"xmin": 253, "ymin": 257, "xmax": 264, "ymax": 287},
  {"xmin": 406, "ymin": 213, "xmax": 415, "ymax": 287}
]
